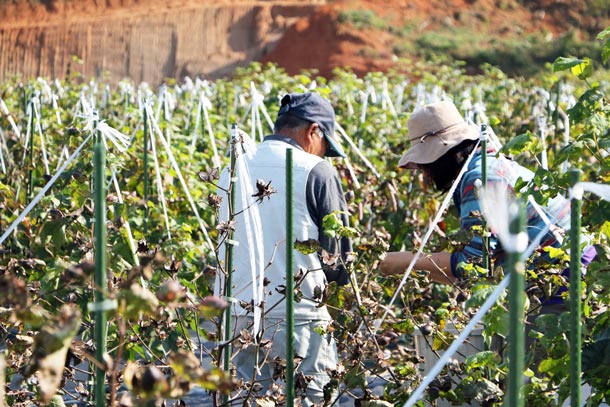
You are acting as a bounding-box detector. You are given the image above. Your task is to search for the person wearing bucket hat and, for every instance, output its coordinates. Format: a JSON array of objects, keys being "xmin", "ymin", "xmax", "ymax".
[
  {"xmin": 397, "ymin": 100, "xmax": 480, "ymax": 170},
  {"xmin": 380, "ymin": 100, "xmax": 595, "ymax": 286},
  {"xmin": 218, "ymin": 92, "xmax": 352, "ymax": 405}
]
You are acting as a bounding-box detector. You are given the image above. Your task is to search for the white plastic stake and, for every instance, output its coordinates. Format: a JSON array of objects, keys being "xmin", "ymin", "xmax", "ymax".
[
  {"xmin": 0, "ymin": 127, "xmax": 7, "ymax": 173},
  {"xmin": 32, "ymin": 98, "xmax": 50, "ymax": 174},
  {"xmin": 359, "ymin": 89, "xmax": 369, "ymax": 124},
  {"xmin": 0, "ymin": 134, "xmax": 93, "ymax": 246},
  {"xmin": 201, "ymin": 97, "xmax": 221, "ymax": 169},
  {"xmin": 0, "ymin": 97, "xmax": 21, "ymax": 138},
  {"xmin": 110, "ymin": 169, "xmax": 139, "ymax": 265},
  {"xmin": 146, "ymin": 106, "xmax": 215, "ymax": 251},
  {"xmin": 537, "ymin": 116, "xmax": 548, "ymax": 170},
  {"xmin": 148, "ymin": 129, "xmax": 172, "ymax": 241},
  {"xmin": 335, "ymin": 122, "xmax": 380, "ymax": 178}
]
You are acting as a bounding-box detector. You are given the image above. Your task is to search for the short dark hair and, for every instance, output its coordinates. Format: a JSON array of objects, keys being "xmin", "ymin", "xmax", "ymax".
[
  {"xmin": 420, "ymin": 139, "xmax": 478, "ymax": 192},
  {"xmin": 274, "ymin": 113, "xmax": 312, "ymax": 135}
]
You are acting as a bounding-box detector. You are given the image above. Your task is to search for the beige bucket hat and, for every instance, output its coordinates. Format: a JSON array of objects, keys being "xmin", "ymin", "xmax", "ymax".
[{"xmin": 398, "ymin": 101, "xmax": 479, "ymax": 169}]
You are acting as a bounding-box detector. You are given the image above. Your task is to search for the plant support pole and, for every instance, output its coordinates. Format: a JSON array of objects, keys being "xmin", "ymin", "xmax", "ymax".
[
  {"xmin": 27, "ymin": 101, "xmax": 34, "ymax": 200},
  {"xmin": 569, "ymin": 169, "xmax": 582, "ymax": 407},
  {"xmin": 286, "ymin": 148, "xmax": 295, "ymax": 407},
  {"xmin": 223, "ymin": 125, "xmax": 238, "ymax": 378},
  {"xmin": 93, "ymin": 123, "xmax": 108, "ymax": 407},
  {"xmin": 506, "ymin": 202, "xmax": 525, "ymax": 407},
  {"xmin": 143, "ymin": 104, "xmax": 149, "ymax": 236},
  {"xmin": 480, "ymin": 124, "xmax": 490, "ymax": 273}
]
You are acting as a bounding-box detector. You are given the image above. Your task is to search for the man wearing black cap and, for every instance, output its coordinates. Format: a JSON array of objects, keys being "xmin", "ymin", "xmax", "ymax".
[{"xmin": 218, "ymin": 92, "xmax": 351, "ymax": 405}]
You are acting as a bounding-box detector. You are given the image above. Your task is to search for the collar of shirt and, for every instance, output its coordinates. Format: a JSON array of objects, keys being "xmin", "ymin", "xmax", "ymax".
[{"xmin": 263, "ymin": 134, "xmax": 304, "ymax": 151}]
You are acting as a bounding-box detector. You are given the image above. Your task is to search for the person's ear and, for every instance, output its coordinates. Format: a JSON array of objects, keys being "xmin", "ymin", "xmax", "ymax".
[{"xmin": 305, "ymin": 123, "xmax": 319, "ymax": 142}]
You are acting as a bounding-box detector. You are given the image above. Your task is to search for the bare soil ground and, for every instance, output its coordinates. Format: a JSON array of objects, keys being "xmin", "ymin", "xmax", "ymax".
[
  {"xmin": 1, "ymin": 0, "xmax": 607, "ymax": 77},
  {"xmin": 262, "ymin": 0, "xmax": 609, "ymax": 76}
]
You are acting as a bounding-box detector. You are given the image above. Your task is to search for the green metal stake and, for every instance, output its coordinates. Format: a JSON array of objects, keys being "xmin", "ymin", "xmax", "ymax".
[
  {"xmin": 480, "ymin": 124, "xmax": 490, "ymax": 274},
  {"xmin": 143, "ymin": 104, "xmax": 149, "ymax": 237},
  {"xmin": 506, "ymin": 202, "xmax": 525, "ymax": 407},
  {"xmin": 569, "ymin": 169, "xmax": 582, "ymax": 407},
  {"xmin": 93, "ymin": 122, "xmax": 108, "ymax": 407},
  {"xmin": 21, "ymin": 85, "xmax": 28, "ymax": 117},
  {"xmin": 286, "ymin": 148, "xmax": 295, "ymax": 407},
  {"xmin": 27, "ymin": 100, "xmax": 34, "ymax": 200},
  {"xmin": 222, "ymin": 124, "xmax": 238, "ymax": 403},
  {"xmin": 162, "ymin": 92, "xmax": 171, "ymax": 145}
]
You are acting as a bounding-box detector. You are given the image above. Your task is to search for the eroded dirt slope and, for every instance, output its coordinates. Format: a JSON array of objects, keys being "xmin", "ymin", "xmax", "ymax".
[{"xmin": 0, "ymin": 0, "xmax": 607, "ymax": 82}]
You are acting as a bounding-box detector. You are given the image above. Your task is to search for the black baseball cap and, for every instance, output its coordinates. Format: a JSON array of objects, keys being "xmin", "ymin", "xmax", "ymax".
[{"xmin": 278, "ymin": 92, "xmax": 346, "ymax": 158}]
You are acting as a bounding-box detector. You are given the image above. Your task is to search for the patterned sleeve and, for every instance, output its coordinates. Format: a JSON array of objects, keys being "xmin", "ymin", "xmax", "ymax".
[{"xmin": 450, "ymin": 166, "xmax": 500, "ymax": 278}]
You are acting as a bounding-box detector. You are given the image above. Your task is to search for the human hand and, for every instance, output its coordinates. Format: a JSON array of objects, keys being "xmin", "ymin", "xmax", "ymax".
[{"xmin": 380, "ymin": 251, "xmax": 412, "ymax": 276}]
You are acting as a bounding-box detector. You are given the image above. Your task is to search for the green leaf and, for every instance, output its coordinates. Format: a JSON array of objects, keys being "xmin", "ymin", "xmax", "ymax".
[
  {"xmin": 552, "ymin": 57, "xmax": 585, "ymax": 72},
  {"xmin": 570, "ymin": 58, "xmax": 593, "ymax": 80},
  {"xmin": 322, "ymin": 211, "xmax": 343, "ymax": 229},
  {"xmin": 118, "ymin": 283, "xmax": 159, "ymax": 319},
  {"xmin": 534, "ymin": 313, "xmax": 560, "ymax": 338},
  {"xmin": 391, "ymin": 319, "xmax": 414, "ymax": 334},
  {"xmin": 344, "ymin": 365, "xmax": 366, "ymax": 388},
  {"xmin": 459, "ymin": 378, "xmax": 502, "ymax": 403},
  {"xmin": 538, "ymin": 355, "xmax": 567, "ymax": 374},
  {"xmin": 543, "ymin": 246, "xmax": 568, "ymax": 261},
  {"xmin": 596, "ymin": 26, "xmax": 610, "ymax": 41},
  {"xmin": 600, "ymin": 222, "xmax": 610, "ymax": 240},
  {"xmin": 555, "ymin": 141, "xmax": 584, "ymax": 164},
  {"xmin": 294, "ymin": 238, "xmax": 320, "ymax": 255},
  {"xmin": 567, "ymin": 88, "xmax": 603, "ymax": 123},
  {"xmin": 432, "ymin": 330, "xmax": 454, "ymax": 351},
  {"xmin": 582, "ymin": 328, "xmax": 610, "ymax": 371},
  {"xmin": 500, "ymin": 132, "xmax": 536, "ymax": 156},
  {"xmin": 465, "ymin": 351, "xmax": 496, "ymax": 369},
  {"xmin": 322, "ymin": 210, "xmax": 360, "ymax": 239},
  {"xmin": 483, "ymin": 304, "xmax": 509, "ymax": 337},
  {"xmin": 602, "ymin": 40, "xmax": 610, "ymax": 64},
  {"xmin": 465, "ymin": 284, "xmax": 498, "ymax": 310}
]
